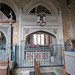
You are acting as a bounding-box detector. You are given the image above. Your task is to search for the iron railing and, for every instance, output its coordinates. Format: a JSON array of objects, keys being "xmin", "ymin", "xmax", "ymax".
[
  {"xmin": 0, "ymin": 44, "xmax": 72, "ymax": 68},
  {"xmin": 17, "ymin": 44, "xmax": 72, "ymax": 68},
  {"xmin": 0, "ymin": 45, "xmax": 18, "ymax": 63}
]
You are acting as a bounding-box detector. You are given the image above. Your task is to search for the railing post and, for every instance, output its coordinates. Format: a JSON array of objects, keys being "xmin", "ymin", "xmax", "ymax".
[
  {"xmin": 7, "ymin": 56, "xmax": 9, "ymax": 75},
  {"xmin": 62, "ymin": 49, "xmax": 66, "ymax": 74},
  {"xmin": 14, "ymin": 44, "xmax": 17, "ymax": 67},
  {"xmin": 11, "ymin": 45, "xmax": 13, "ymax": 61},
  {"xmin": 61, "ymin": 45, "xmax": 63, "ymax": 65}
]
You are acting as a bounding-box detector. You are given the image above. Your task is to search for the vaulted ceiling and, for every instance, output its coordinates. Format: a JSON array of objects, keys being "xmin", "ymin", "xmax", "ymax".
[
  {"xmin": 12, "ymin": 0, "xmax": 75, "ymax": 8},
  {"xmin": 0, "ymin": 0, "xmax": 75, "ymax": 14}
]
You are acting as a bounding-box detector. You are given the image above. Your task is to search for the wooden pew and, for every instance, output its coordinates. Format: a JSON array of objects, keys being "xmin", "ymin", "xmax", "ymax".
[
  {"xmin": 0, "ymin": 66, "xmax": 7, "ymax": 75},
  {"xmin": 0, "ymin": 60, "xmax": 14, "ymax": 75},
  {"xmin": 34, "ymin": 58, "xmax": 41, "ymax": 75},
  {"xmin": 9, "ymin": 61, "xmax": 14, "ymax": 74},
  {"xmin": 0, "ymin": 61, "xmax": 8, "ymax": 75}
]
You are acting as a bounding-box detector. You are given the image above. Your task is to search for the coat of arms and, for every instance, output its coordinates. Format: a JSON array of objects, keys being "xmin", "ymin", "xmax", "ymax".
[{"xmin": 37, "ymin": 13, "xmax": 46, "ymax": 26}]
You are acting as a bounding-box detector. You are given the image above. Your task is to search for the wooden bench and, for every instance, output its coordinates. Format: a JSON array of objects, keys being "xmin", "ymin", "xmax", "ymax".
[
  {"xmin": 0, "ymin": 66, "xmax": 7, "ymax": 75},
  {"xmin": 0, "ymin": 61, "xmax": 14, "ymax": 75},
  {"xmin": 34, "ymin": 58, "xmax": 41, "ymax": 75}
]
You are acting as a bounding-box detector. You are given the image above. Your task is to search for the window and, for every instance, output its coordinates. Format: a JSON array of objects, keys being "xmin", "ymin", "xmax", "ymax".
[
  {"xmin": 34, "ymin": 34, "xmax": 37, "ymax": 45},
  {"xmin": 0, "ymin": 31, "xmax": 6, "ymax": 50},
  {"xmin": 0, "ymin": 3, "xmax": 16, "ymax": 20},
  {"xmin": 41, "ymin": 34, "xmax": 44, "ymax": 45},
  {"xmin": 0, "ymin": 31, "xmax": 6, "ymax": 45},
  {"xmin": 30, "ymin": 5, "xmax": 51, "ymax": 14},
  {"xmin": 26, "ymin": 32, "xmax": 56, "ymax": 45},
  {"xmin": 33, "ymin": 34, "xmax": 44, "ymax": 45}
]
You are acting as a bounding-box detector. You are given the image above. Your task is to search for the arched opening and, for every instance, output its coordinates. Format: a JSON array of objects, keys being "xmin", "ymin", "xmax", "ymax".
[
  {"xmin": 0, "ymin": 31, "xmax": 6, "ymax": 50},
  {"xmin": 30, "ymin": 5, "xmax": 51, "ymax": 14},
  {"xmin": 23, "ymin": 0, "xmax": 58, "ymax": 14},
  {"xmin": 26, "ymin": 31, "xmax": 56, "ymax": 45},
  {"xmin": 24, "ymin": 31, "xmax": 58, "ymax": 66},
  {"xmin": 0, "ymin": 3, "xmax": 16, "ymax": 45},
  {"xmin": 0, "ymin": 31, "xmax": 6, "ymax": 45},
  {"xmin": 0, "ymin": 3, "xmax": 16, "ymax": 20}
]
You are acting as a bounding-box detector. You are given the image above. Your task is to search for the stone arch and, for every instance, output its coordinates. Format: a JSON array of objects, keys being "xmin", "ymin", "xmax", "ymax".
[
  {"xmin": 25, "ymin": 30, "xmax": 57, "ymax": 45},
  {"xmin": 0, "ymin": 29, "xmax": 6, "ymax": 39},
  {"xmin": 0, "ymin": 29, "xmax": 6, "ymax": 45},
  {"xmin": 27, "ymin": 30, "xmax": 56, "ymax": 38},
  {"xmin": 25, "ymin": 30, "xmax": 57, "ymax": 40},
  {"xmin": 0, "ymin": 0, "xmax": 18, "ymax": 20},
  {"xmin": 23, "ymin": 0, "xmax": 58, "ymax": 15},
  {"xmin": 30, "ymin": 5, "xmax": 51, "ymax": 14},
  {"xmin": 26, "ymin": 30, "xmax": 57, "ymax": 38}
]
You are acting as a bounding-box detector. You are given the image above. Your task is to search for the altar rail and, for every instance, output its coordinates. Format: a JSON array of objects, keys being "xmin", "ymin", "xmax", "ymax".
[
  {"xmin": 0, "ymin": 44, "xmax": 72, "ymax": 68},
  {"xmin": 17, "ymin": 44, "xmax": 72, "ymax": 68},
  {"xmin": 0, "ymin": 45, "xmax": 18, "ymax": 67}
]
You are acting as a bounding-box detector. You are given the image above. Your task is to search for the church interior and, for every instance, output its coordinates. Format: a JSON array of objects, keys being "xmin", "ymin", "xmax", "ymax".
[{"xmin": 0, "ymin": 0, "xmax": 75, "ymax": 75}]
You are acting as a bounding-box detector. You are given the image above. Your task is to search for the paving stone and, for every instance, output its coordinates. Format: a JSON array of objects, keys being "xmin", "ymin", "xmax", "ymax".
[{"xmin": 41, "ymin": 72, "xmax": 56, "ymax": 75}]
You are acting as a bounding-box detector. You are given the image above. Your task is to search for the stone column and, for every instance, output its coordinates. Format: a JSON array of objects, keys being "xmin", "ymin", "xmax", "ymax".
[{"xmin": 18, "ymin": 8, "xmax": 22, "ymax": 66}]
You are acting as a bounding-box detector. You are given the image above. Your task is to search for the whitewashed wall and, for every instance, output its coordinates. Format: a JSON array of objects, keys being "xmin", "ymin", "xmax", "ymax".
[
  {"xmin": 20, "ymin": 13, "xmax": 64, "ymax": 45},
  {"xmin": 18, "ymin": 10, "xmax": 64, "ymax": 65}
]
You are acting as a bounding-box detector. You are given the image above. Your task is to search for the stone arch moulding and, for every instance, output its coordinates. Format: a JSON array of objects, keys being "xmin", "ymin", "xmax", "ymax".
[
  {"xmin": 26, "ymin": 30, "xmax": 56, "ymax": 39},
  {"xmin": 24, "ymin": 29, "xmax": 57, "ymax": 40},
  {"xmin": 23, "ymin": 0, "xmax": 58, "ymax": 15},
  {"xmin": 0, "ymin": 0, "xmax": 19, "ymax": 20}
]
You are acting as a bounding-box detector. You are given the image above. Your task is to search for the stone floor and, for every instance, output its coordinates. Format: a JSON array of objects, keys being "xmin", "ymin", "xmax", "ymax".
[
  {"xmin": 41, "ymin": 72, "xmax": 56, "ymax": 75},
  {"xmin": 55, "ymin": 68, "xmax": 66, "ymax": 75},
  {"xmin": 14, "ymin": 67, "xmax": 66, "ymax": 75}
]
